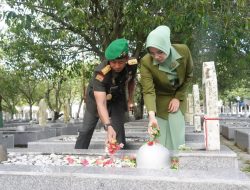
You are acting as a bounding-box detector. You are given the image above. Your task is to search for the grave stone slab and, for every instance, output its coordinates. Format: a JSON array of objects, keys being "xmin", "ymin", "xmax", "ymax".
[
  {"xmin": 221, "ymin": 124, "xmax": 250, "ymax": 140},
  {"xmin": 0, "ymin": 165, "xmax": 249, "ymax": 190},
  {"xmin": 234, "ymin": 128, "xmax": 250, "ymax": 153},
  {"xmin": 2, "ymin": 127, "xmax": 56, "ymax": 146},
  {"xmin": 177, "ymin": 145, "xmax": 238, "ymax": 170},
  {"xmin": 49, "ymin": 123, "xmax": 80, "ymax": 136},
  {"xmin": 0, "ymin": 134, "xmax": 14, "ymax": 148},
  {"xmin": 0, "ymin": 145, "xmax": 7, "ymax": 161},
  {"xmin": 2, "ymin": 144, "xmax": 239, "ymax": 171},
  {"xmin": 185, "ymin": 132, "xmax": 204, "ymax": 142},
  {"xmin": 28, "ymin": 135, "xmax": 145, "ymax": 152}
]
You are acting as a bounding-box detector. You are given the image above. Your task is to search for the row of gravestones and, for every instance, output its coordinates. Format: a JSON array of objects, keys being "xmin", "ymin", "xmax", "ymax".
[
  {"xmin": 0, "ymin": 61, "xmax": 250, "ymax": 190},
  {"xmin": 185, "ymin": 62, "xmax": 250, "ymax": 152},
  {"xmin": 1, "ymin": 119, "xmax": 250, "ymax": 190},
  {"xmin": 0, "ymin": 121, "xmax": 84, "ymax": 148},
  {"xmin": 26, "ymin": 120, "xmax": 205, "ymax": 152},
  {"xmin": 220, "ymin": 117, "xmax": 250, "ymax": 153}
]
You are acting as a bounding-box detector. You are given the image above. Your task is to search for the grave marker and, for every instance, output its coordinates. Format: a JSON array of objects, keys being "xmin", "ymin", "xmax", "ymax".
[
  {"xmin": 202, "ymin": 61, "xmax": 220, "ymax": 150},
  {"xmin": 193, "ymin": 84, "xmax": 202, "ymax": 132},
  {"xmin": 38, "ymin": 99, "xmax": 48, "ymax": 127}
]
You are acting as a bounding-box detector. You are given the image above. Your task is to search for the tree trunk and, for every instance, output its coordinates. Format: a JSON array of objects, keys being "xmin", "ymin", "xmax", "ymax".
[
  {"xmin": 76, "ymin": 97, "xmax": 84, "ymax": 119},
  {"xmin": 53, "ymin": 111, "xmax": 63, "ymax": 120},
  {"xmin": 29, "ymin": 103, "xmax": 33, "ymax": 120},
  {"xmin": 0, "ymin": 95, "xmax": 3, "ymax": 128}
]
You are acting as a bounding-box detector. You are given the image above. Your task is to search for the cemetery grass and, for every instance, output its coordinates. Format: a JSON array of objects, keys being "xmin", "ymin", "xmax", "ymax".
[
  {"xmin": 220, "ymin": 135, "xmax": 250, "ymax": 175},
  {"xmin": 243, "ymin": 161, "xmax": 250, "ymax": 173}
]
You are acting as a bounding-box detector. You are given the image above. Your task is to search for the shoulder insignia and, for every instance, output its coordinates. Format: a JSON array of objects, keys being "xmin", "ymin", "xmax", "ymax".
[
  {"xmin": 128, "ymin": 58, "xmax": 138, "ymax": 65},
  {"xmin": 101, "ymin": 65, "xmax": 111, "ymax": 75},
  {"xmin": 95, "ymin": 73, "xmax": 104, "ymax": 82}
]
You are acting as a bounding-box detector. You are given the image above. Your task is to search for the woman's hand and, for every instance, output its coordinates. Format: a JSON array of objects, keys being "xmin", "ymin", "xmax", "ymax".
[
  {"xmin": 168, "ymin": 98, "xmax": 180, "ymax": 113},
  {"xmin": 147, "ymin": 111, "xmax": 160, "ymax": 135}
]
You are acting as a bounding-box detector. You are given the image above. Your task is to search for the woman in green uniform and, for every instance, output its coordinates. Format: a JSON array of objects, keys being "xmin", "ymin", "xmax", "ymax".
[{"xmin": 140, "ymin": 25, "xmax": 193, "ymax": 150}]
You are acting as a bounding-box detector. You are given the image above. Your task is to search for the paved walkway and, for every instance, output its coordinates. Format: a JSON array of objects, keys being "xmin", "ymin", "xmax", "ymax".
[{"xmin": 220, "ymin": 135, "xmax": 250, "ymax": 176}]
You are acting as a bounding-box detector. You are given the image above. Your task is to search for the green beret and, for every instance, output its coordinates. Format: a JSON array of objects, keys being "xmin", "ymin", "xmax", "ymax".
[{"xmin": 105, "ymin": 38, "xmax": 128, "ymax": 60}]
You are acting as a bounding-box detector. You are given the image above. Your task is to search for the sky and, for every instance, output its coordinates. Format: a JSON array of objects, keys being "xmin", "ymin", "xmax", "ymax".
[{"xmin": 0, "ymin": 1, "xmax": 10, "ymax": 31}]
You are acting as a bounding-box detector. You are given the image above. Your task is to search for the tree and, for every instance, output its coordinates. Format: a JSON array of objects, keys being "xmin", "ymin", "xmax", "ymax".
[
  {"xmin": 1, "ymin": 0, "xmax": 249, "ymax": 118},
  {"xmin": 0, "ymin": 67, "xmax": 21, "ymax": 119}
]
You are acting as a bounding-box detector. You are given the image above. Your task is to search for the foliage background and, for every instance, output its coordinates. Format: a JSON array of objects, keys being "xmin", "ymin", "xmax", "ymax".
[{"xmin": 0, "ymin": 0, "xmax": 249, "ymax": 119}]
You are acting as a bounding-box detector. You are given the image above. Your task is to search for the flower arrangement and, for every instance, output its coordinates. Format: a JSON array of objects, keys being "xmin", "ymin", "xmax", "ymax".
[
  {"xmin": 105, "ymin": 139, "xmax": 124, "ymax": 155},
  {"xmin": 65, "ymin": 155, "xmax": 136, "ymax": 168},
  {"xmin": 178, "ymin": 144, "xmax": 192, "ymax": 151},
  {"xmin": 147, "ymin": 124, "xmax": 160, "ymax": 146},
  {"xmin": 170, "ymin": 157, "xmax": 179, "ymax": 170},
  {"xmin": 2, "ymin": 152, "xmax": 137, "ymax": 168}
]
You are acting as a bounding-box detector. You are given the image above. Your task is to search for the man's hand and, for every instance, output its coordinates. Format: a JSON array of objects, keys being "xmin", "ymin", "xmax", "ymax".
[
  {"xmin": 128, "ymin": 101, "xmax": 134, "ymax": 112},
  {"xmin": 168, "ymin": 98, "xmax": 180, "ymax": 113},
  {"xmin": 105, "ymin": 125, "xmax": 117, "ymax": 145}
]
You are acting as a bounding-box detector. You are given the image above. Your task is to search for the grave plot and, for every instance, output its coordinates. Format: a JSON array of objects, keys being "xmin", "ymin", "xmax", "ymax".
[
  {"xmin": 47, "ymin": 122, "xmax": 82, "ymax": 136},
  {"xmin": 235, "ymin": 128, "xmax": 250, "ymax": 153},
  {"xmin": 0, "ymin": 144, "xmax": 240, "ymax": 171},
  {"xmin": 221, "ymin": 122, "xmax": 250, "ymax": 140},
  {"xmin": 0, "ymin": 132, "xmax": 14, "ymax": 148},
  {"xmin": 27, "ymin": 134, "xmax": 147, "ymax": 152},
  {"xmin": 27, "ymin": 127, "xmax": 205, "ymax": 153},
  {"xmin": 0, "ymin": 146, "xmax": 249, "ymax": 190},
  {"xmin": 1, "ymin": 127, "xmax": 56, "ymax": 146},
  {"xmin": 0, "ymin": 122, "xmax": 83, "ymax": 147},
  {"xmin": 1, "ymin": 152, "xmax": 136, "ymax": 168}
]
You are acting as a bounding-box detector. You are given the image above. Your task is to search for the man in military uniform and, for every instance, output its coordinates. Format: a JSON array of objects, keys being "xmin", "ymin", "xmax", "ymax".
[{"xmin": 75, "ymin": 38, "xmax": 137, "ymax": 149}]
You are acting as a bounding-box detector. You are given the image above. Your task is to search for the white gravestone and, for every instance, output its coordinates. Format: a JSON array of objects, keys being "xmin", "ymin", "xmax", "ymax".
[
  {"xmin": 185, "ymin": 93, "xmax": 194, "ymax": 125},
  {"xmin": 193, "ymin": 84, "xmax": 201, "ymax": 132},
  {"xmin": 38, "ymin": 99, "xmax": 48, "ymax": 127},
  {"xmin": 202, "ymin": 61, "xmax": 220, "ymax": 150},
  {"xmin": 136, "ymin": 143, "xmax": 171, "ymax": 169},
  {"xmin": 63, "ymin": 103, "xmax": 70, "ymax": 124}
]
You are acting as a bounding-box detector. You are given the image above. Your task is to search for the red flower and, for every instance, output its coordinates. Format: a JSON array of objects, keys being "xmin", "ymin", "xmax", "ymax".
[
  {"xmin": 81, "ymin": 159, "xmax": 89, "ymax": 166},
  {"xmin": 106, "ymin": 140, "xmax": 124, "ymax": 155},
  {"xmin": 147, "ymin": 141, "xmax": 154, "ymax": 146},
  {"xmin": 103, "ymin": 158, "xmax": 114, "ymax": 166},
  {"xmin": 66, "ymin": 156, "xmax": 74, "ymax": 164},
  {"xmin": 95, "ymin": 159, "xmax": 103, "ymax": 166}
]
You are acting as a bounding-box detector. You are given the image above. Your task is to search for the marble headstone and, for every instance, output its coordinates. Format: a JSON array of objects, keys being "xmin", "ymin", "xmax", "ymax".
[
  {"xmin": 63, "ymin": 103, "xmax": 70, "ymax": 123},
  {"xmin": 38, "ymin": 99, "xmax": 48, "ymax": 127},
  {"xmin": 202, "ymin": 61, "xmax": 220, "ymax": 150},
  {"xmin": 136, "ymin": 143, "xmax": 170, "ymax": 169},
  {"xmin": 193, "ymin": 84, "xmax": 202, "ymax": 132},
  {"xmin": 185, "ymin": 93, "xmax": 194, "ymax": 125}
]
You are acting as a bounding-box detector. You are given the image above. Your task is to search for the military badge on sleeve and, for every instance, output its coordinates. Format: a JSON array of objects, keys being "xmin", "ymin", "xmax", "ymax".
[
  {"xmin": 128, "ymin": 58, "xmax": 138, "ymax": 65},
  {"xmin": 101, "ymin": 65, "xmax": 111, "ymax": 75},
  {"xmin": 96, "ymin": 73, "xmax": 104, "ymax": 81}
]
